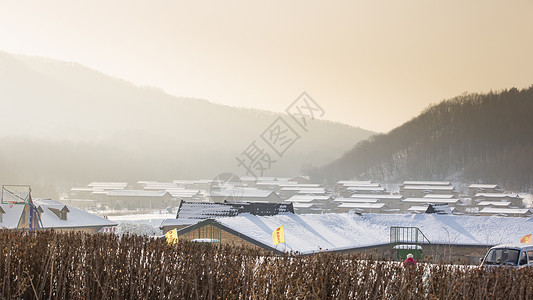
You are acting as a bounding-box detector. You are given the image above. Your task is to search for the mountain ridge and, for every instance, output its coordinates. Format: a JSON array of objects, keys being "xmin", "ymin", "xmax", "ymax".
[
  {"xmin": 312, "ymin": 85, "xmax": 533, "ymax": 191},
  {"xmin": 0, "ymin": 51, "xmax": 374, "ymax": 197}
]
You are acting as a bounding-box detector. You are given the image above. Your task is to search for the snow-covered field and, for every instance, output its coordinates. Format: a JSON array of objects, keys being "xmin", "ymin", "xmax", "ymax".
[
  {"xmin": 218, "ymin": 212, "xmax": 533, "ymax": 254},
  {"xmin": 107, "ymin": 212, "xmax": 175, "ymax": 226},
  {"xmin": 106, "ymin": 211, "xmax": 175, "ymax": 236},
  {"xmin": 104, "ymin": 210, "xmax": 533, "ymax": 255}
]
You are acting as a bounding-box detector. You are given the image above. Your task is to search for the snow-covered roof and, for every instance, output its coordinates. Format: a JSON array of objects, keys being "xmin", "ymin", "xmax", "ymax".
[
  {"xmin": 239, "ymin": 177, "xmax": 258, "ymax": 182},
  {"xmin": 278, "ymin": 183, "xmax": 322, "ymax": 188},
  {"xmin": 159, "ymin": 218, "xmax": 202, "ymax": 228},
  {"xmin": 292, "ymin": 202, "xmax": 319, "ymax": 209},
  {"xmin": 350, "ymin": 194, "xmax": 403, "ymax": 200},
  {"xmin": 253, "ymin": 177, "xmax": 277, "ymax": 181},
  {"xmin": 285, "ymin": 195, "xmax": 332, "ymax": 203},
  {"xmin": 333, "ymin": 198, "xmax": 379, "ymax": 203},
  {"xmin": 425, "ymin": 204, "xmax": 453, "ymax": 215},
  {"xmin": 346, "ymin": 187, "xmax": 385, "ymax": 191},
  {"xmin": 477, "ymin": 201, "xmax": 512, "ymax": 207},
  {"xmin": 479, "ymin": 207, "xmax": 531, "ymax": 215},
  {"xmin": 0, "ymin": 204, "xmax": 24, "ymax": 228},
  {"xmin": 34, "ymin": 199, "xmax": 117, "ymax": 229},
  {"xmin": 209, "ymin": 189, "xmax": 276, "ymax": 198},
  {"xmin": 216, "ymin": 213, "xmax": 533, "ymax": 253},
  {"xmin": 194, "ymin": 179, "xmax": 213, "ymax": 184},
  {"xmin": 337, "ymin": 203, "xmax": 387, "ymax": 209},
  {"xmin": 177, "ymin": 201, "xmax": 294, "ymax": 219},
  {"xmin": 342, "ymin": 183, "xmax": 381, "ymax": 187},
  {"xmin": 70, "ymin": 187, "xmax": 97, "ymax": 192},
  {"xmin": 402, "ymin": 181, "xmax": 451, "ymax": 186},
  {"xmin": 178, "ymin": 202, "xmax": 236, "ymax": 219},
  {"xmin": 144, "ymin": 185, "xmax": 179, "ymax": 190},
  {"xmin": 280, "ymin": 187, "xmax": 326, "ymax": 192},
  {"xmin": 407, "ymin": 205, "xmax": 429, "ymax": 213},
  {"xmin": 297, "ymin": 189, "xmax": 327, "ymax": 195},
  {"xmin": 256, "ymin": 181, "xmax": 284, "ymax": 186},
  {"xmin": 169, "ymin": 190, "xmax": 202, "ymax": 198},
  {"xmin": 402, "ymin": 185, "xmax": 455, "ymax": 191},
  {"xmin": 402, "ymin": 198, "xmax": 461, "ymax": 204},
  {"xmin": 336, "ymin": 180, "xmax": 373, "ymax": 185},
  {"xmin": 106, "ymin": 190, "xmax": 170, "ymax": 197},
  {"xmin": 172, "ymin": 180, "xmax": 197, "ymax": 184},
  {"xmin": 469, "ymin": 184, "xmax": 500, "ymax": 189},
  {"xmin": 423, "ymin": 194, "xmax": 455, "ymax": 199},
  {"xmin": 88, "ymin": 182, "xmax": 127, "ymax": 188},
  {"xmin": 475, "ymin": 193, "xmax": 522, "ymax": 199}
]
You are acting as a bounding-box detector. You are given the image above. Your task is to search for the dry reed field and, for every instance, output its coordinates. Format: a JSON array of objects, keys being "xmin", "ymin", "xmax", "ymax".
[{"xmin": 1, "ymin": 229, "xmax": 532, "ymax": 299}]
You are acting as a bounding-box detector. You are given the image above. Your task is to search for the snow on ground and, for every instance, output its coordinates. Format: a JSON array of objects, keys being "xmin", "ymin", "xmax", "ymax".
[
  {"xmin": 115, "ymin": 222, "xmax": 162, "ymax": 237},
  {"xmin": 103, "ymin": 209, "xmax": 533, "ymax": 253},
  {"xmin": 108, "ymin": 212, "xmax": 175, "ymax": 227},
  {"xmin": 107, "ymin": 212, "xmax": 174, "ymax": 236},
  {"xmin": 217, "ymin": 212, "xmax": 533, "ymax": 254},
  {"xmin": 520, "ymin": 193, "xmax": 533, "ymax": 207}
]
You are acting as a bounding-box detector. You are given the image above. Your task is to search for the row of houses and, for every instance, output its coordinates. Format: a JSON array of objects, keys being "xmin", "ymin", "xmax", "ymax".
[{"xmin": 63, "ymin": 178, "xmax": 530, "ymax": 217}]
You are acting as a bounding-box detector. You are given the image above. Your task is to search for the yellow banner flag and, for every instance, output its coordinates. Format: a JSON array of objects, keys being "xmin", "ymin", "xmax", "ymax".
[
  {"xmin": 520, "ymin": 234, "xmax": 532, "ymax": 244},
  {"xmin": 272, "ymin": 225, "xmax": 285, "ymax": 245},
  {"xmin": 165, "ymin": 228, "xmax": 178, "ymax": 245}
]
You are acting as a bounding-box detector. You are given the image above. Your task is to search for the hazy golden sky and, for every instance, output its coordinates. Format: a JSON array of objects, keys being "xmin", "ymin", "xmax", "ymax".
[{"xmin": 1, "ymin": 0, "xmax": 532, "ymax": 132}]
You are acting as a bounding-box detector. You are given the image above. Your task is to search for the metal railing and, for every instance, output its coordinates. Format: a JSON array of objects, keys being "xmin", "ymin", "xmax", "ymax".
[{"xmin": 390, "ymin": 226, "xmax": 443, "ymax": 261}]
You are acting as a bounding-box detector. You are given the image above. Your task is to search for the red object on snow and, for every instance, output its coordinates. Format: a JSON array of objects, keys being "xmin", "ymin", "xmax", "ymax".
[{"xmin": 403, "ymin": 257, "xmax": 417, "ymax": 266}]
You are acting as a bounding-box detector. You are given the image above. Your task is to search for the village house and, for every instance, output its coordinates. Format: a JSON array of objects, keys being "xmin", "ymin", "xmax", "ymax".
[
  {"xmin": 468, "ymin": 184, "xmax": 504, "ymax": 197},
  {"xmin": 473, "ymin": 193, "xmax": 524, "ymax": 208},
  {"xmin": 399, "ymin": 181, "xmax": 453, "ymax": 197},
  {"xmin": 476, "ymin": 201, "xmax": 512, "ymax": 209},
  {"xmin": 478, "ymin": 207, "xmax": 532, "ymax": 217},
  {"xmin": 279, "ymin": 187, "xmax": 328, "ymax": 199},
  {"xmin": 208, "ymin": 189, "xmax": 281, "ymax": 203},
  {"xmin": 68, "ymin": 182, "xmax": 128, "ymax": 199},
  {"xmin": 334, "ymin": 180, "xmax": 373, "ymax": 193},
  {"xmin": 0, "ymin": 199, "xmax": 116, "ymax": 233},
  {"xmin": 336, "ymin": 202, "xmax": 390, "ymax": 214},
  {"xmin": 349, "ymin": 194, "xmax": 404, "ymax": 209},
  {"xmin": 400, "ymin": 197, "xmax": 464, "ymax": 213},
  {"xmin": 172, "ymin": 179, "xmax": 212, "ymax": 191},
  {"xmin": 284, "ymin": 195, "xmax": 335, "ymax": 214},
  {"xmin": 104, "ymin": 190, "xmax": 176, "ymax": 210},
  {"xmin": 342, "ymin": 186, "xmax": 387, "ymax": 197},
  {"xmin": 160, "ymin": 201, "xmax": 294, "ymax": 234},
  {"xmin": 400, "ymin": 185, "xmax": 457, "ymax": 198}
]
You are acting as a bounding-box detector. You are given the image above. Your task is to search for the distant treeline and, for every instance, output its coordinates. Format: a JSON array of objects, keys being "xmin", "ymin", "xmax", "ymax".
[
  {"xmin": 313, "ymin": 86, "xmax": 533, "ymax": 191},
  {"xmin": 1, "ymin": 230, "xmax": 532, "ymax": 299}
]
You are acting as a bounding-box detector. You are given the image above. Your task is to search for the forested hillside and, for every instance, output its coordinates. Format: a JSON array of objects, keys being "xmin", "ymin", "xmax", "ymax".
[
  {"xmin": 313, "ymin": 86, "xmax": 533, "ymax": 191},
  {"xmin": 0, "ymin": 51, "xmax": 373, "ymax": 198}
]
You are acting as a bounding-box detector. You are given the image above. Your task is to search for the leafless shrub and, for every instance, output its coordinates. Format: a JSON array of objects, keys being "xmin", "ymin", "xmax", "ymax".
[{"xmin": 1, "ymin": 229, "xmax": 532, "ymax": 299}]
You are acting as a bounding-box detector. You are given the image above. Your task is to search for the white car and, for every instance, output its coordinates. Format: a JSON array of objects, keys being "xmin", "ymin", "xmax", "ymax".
[{"xmin": 480, "ymin": 244, "xmax": 533, "ymax": 268}]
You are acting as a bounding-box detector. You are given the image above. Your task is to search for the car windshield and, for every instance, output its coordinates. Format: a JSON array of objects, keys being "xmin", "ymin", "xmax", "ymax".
[{"xmin": 483, "ymin": 249, "xmax": 520, "ymax": 266}]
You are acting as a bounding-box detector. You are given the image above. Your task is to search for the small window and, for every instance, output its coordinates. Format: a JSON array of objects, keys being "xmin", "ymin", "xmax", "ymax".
[
  {"xmin": 519, "ymin": 251, "xmax": 528, "ymax": 266},
  {"xmin": 528, "ymin": 251, "xmax": 533, "ymax": 262}
]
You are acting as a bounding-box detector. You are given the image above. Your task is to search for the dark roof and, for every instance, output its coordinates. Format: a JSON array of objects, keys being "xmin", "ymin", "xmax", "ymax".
[
  {"xmin": 425, "ymin": 203, "xmax": 452, "ymax": 215},
  {"xmin": 177, "ymin": 201, "xmax": 294, "ymax": 219}
]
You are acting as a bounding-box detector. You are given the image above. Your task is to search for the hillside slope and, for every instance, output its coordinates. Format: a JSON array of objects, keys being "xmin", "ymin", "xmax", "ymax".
[
  {"xmin": 313, "ymin": 86, "xmax": 533, "ymax": 191},
  {"xmin": 0, "ymin": 51, "xmax": 374, "ymax": 197}
]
